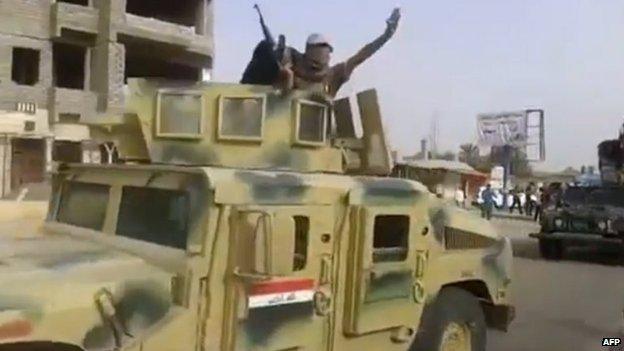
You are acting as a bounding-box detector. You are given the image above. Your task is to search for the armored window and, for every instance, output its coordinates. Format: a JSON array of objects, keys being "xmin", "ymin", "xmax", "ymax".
[
  {"xmin": 218, "ymin": 95, "xmax": 265, "ymax": 141},
  {"xmin": 12, "ymin": 48, "xmax": 40, "ymax": 86},
  {"xmin": 293, "ymin": 216, "xmax": 309, "ymax": 271},
  {"xmin": 116, "ymin": 186, "xmax": 190, "ymax": 250},
  {"xmin": 373, "ymin": 215, "xmax": 409, "ymax": 263},
  {"xmin": 295, "ymin": 100, "xmax": 327, "ymax": 146},
  {"xmin": 57, "ymin": 181, "xmax": 109, "ymax": 231},
  {"xmin": 156, "ymin": 92, "xmax": 203, "ymax": 138}
]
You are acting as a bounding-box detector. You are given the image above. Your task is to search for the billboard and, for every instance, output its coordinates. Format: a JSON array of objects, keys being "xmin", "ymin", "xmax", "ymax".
[
  {"xmin": 477, "ymin": 109, "xmax": 545, "ymax": 161},
  {"xmin": 477, "ymin": 111, "xmax": 527, "ymax": 147}
]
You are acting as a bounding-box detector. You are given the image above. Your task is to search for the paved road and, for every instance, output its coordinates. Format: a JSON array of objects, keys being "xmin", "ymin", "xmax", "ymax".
[{"xmin": 488, "ymin": 218, "xmax": 624, "ymax": 351}]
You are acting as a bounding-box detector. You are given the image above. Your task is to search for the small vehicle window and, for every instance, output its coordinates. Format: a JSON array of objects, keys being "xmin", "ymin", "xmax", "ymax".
[
  {"xmin": 218, "ymin": 96, "xmax": 264, "ymax": 140},
  {"xmin": 116, "ymin": 186, "xmax": 190, "ymax": 249},
  {"xmin": 373, "ymin": 215, "xmax": 409, "ymax": 263},
  {"xmin": 293, "ymin": 216, "xmax": 309, "ymax": 271},
  {"xmin": 296, "ymin": 101, "xmax": 327, "ymax": 145},
  {"xmin": 158, "ymin": 93, "xmax": 202, "ymax": 136},
  {"xmin": 57, "ymin": 181, "xmax": 109, "ymax": 231}
]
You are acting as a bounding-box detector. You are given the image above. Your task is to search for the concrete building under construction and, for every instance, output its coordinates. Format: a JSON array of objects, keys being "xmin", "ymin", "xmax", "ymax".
[{"xmin": 0, "ymin": 0, "xmax": 214, "ymax": 196}]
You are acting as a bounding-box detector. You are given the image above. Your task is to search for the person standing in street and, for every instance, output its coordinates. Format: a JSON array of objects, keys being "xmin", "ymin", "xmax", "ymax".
[
  {"xmin": 455, "ymin": 186, "xmax": 465, "ymax": 208},
  {"xmin": 481, "ymin": 184, "xmax": 495, "ymax": 220},
  {"xmin": 534, "ymin": 187, "xmax": 544, "ymax": 222},
  {"xmin": 509, "ymin": 186, "xmax": 523, "ymax": 214},
  {"xmin": 524, "ymin": 183, "xmax": 535, "ymax": 216}
]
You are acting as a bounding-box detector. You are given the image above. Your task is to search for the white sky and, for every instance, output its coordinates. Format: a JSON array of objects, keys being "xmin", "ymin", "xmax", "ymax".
[{"xmin": 213, "ymin": 0, "xmax": 624, "ymax": 171}]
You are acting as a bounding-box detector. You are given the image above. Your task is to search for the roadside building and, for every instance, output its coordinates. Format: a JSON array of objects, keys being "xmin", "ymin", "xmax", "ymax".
[
  {"xmin": 0, "ymin": 0, "xmax": 214, "ymax": 196},
  {"xmin": 392, "ymin": 160, "xmax": 489, "ymax": 202}
]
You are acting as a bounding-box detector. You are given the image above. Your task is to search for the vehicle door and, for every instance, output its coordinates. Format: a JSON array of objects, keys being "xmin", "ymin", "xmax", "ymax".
[
  {"xmin": 343, "ymin": 206, "xmax": 429, "ymax": 335},
  {"xmin": 222, "ymin": 205, "xmax": 335, "ymax": 351}
]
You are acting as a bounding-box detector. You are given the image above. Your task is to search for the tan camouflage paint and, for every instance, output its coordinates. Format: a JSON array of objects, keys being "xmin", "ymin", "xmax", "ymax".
[{"xmin": 0, "ymin": 80, "xmax": 513, "ymax": 351}]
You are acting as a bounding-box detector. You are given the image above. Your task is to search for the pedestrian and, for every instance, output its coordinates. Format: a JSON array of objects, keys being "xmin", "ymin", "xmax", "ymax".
[
  {"xmin": 454, "ymin": 186, "xmax": 465, "ymax": 208},
  {"xmin": 524, "ymin": 183, "xmax": 535, "ymax": 217},
  {"xmin": 509, "ymin": 186, "xmax": 523, "ymax": 214},
  {"xmin": 534, "ymin": 187, "xmax": 544, "ymax": 222},
  {"xmin": 481, "ymin": 184, "xmax": 495, "ymax": 220}
]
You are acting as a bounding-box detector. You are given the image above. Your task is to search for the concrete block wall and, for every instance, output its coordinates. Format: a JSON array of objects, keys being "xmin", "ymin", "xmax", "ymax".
[
  {"xmin": 0, "ymin": 33, "xmax": 53, "ymax": 110},
  {"xmin": 0, "ymin": 0, "xmax": 214, "ymax": 122},
  {"xmin": 0, "ymin": 0, "xmax": 51, "ymax": 40}
]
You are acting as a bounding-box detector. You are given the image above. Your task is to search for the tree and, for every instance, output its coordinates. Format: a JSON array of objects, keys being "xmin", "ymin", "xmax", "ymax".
[
  {"xmin": 459, "ymin": 143, "xmax": 479, "ymax": 165},
  {"xmin": 431, "ymin": 151, "xmax": 456, "ymax": 161},
  {"xmin": 489, "ymin": 146, "xmax": 532, "ymax": 177}
]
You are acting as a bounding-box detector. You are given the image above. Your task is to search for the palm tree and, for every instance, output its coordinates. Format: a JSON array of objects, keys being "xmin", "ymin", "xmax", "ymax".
[{"xmin": 459, "ymin": 143, "xmax": 479, "ymax": 165}]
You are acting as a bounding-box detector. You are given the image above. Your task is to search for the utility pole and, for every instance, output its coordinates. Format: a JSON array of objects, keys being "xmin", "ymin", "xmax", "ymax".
[{"xmin": 430, "ymin": 111, "xmax": 440, "ymax": 156}]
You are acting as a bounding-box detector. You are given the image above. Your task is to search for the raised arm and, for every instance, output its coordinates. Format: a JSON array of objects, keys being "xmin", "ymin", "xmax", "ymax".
[{"xmin": 344, "ymin": 8, "xmax": 401, "ymax": 76}]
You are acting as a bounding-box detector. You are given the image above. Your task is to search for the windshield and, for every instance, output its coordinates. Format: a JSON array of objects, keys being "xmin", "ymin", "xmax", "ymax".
[
  {"xmin": 561, "ymin": 188, "xmax": 589, "ymax": 205},
  {"xmin": 54, "ymin": 171, "xmax": 207, "ymax": 251},
  {"xmin": 587, "ymin": 188, "xmax": 624, "ymax": 207}
]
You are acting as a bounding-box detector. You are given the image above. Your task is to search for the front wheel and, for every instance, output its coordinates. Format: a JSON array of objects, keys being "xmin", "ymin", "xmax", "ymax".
[
  {"xmin": 539, "ymin": 238, "xmax": 564, "ymax": 260},
  {"xmin": 410, "ymin": 287, "xmax": 486, "ymax": 351}
]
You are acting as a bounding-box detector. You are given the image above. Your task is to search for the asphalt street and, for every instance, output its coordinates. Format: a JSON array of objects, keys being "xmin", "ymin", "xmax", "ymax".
[{"xmin": 488, "ymin": 218, "xmax": 624, "ymax": 351}]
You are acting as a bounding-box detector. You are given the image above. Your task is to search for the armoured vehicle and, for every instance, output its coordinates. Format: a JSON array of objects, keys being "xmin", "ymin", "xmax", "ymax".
[
  {"xmin": 530, "ymin": 185, "xmax": 624, "ymax": 260},
  {"xmin": 0, "ymin": 79, "xmax": 514, "ymax": 351},
  {"xmin": 599, "ymin": 136, "xmax": 623, "ymax": 185}
]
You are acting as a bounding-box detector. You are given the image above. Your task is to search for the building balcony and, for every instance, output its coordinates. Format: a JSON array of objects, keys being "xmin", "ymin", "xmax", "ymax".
[
  {"xmin": 118, "ymin": 14, "xmax": 213, "ymax": 57},
  {"xmin": 50, "ymin": 2, "xmax": 99, "ymax": 37},
  {"xmin": 51, "ymin": 123, "xmax": 90, "ymax": 142},
  {"xmin": 48, "ymin": 88, "xmax": 98, "ymax": 121}
]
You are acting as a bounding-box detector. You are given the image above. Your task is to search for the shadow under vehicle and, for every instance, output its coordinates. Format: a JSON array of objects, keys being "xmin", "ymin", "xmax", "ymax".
[
  {"xmin": 530, "ymin": 185, "xmax": 624, "ymax": 260},
  {"xmin": 0, "ymin": 80, "xmax": 514, "ymax": 351}
]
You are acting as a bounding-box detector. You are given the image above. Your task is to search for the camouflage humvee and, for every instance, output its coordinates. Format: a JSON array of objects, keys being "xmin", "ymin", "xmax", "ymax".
[
  {"xmin": 530, "ymin": 185, "xmax": 624, "ymax": 260},
  {"xmin": 0, "ymin": 79, "xmax": 514, "ymax": 351}
]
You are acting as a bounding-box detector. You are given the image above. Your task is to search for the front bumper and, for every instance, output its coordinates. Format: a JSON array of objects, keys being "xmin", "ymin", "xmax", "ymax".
[
  {"xmin": 529, "ymin": 232, "xmax": 622, "ymax": 245},
  {"xmin": 482, "ymin": 303, "xmax": 515, "ymax": 332}
]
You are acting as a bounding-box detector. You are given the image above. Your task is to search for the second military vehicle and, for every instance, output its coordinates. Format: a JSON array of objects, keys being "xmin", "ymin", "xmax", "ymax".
[
  {"xmin": 531, "ymin": 185, "xmax": 624, "ymax": 260},
  {"xmin": 0, "ymin": 79, "xmax": 513, "ymax": 351}
]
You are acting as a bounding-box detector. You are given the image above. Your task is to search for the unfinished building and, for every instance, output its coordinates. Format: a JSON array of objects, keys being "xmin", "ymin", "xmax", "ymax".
[{"xmin": 0, "ymin": 0, "xmax": 214, "ymax": 196}]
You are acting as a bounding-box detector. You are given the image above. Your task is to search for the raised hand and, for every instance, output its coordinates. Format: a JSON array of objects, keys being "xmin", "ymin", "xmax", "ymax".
[{"xmin": 385, "ymin": 7, "xmax": 401, "ymax": 36}]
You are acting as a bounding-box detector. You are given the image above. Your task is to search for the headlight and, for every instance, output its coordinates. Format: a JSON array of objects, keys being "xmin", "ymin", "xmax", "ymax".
[
  {"xmin": 598, "ymin": 220, "xmax": 607, "ymax": 231},
  {"xmin": 554, "ymin": 218, "xmax": 564, "ymax": 228}
]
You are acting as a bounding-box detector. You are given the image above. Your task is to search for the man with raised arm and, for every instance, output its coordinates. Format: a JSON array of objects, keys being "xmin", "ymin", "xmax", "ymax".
[
  {"xmin": 242, "ymin": 7, "xmax": 401, "ymax": 98},
  {"xmin": 280, "ymin": 8, "xmax": 401, "ymax": 97}
]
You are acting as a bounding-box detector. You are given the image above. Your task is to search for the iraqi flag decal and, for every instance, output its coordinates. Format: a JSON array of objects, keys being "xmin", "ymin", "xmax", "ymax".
[{"xmin": 248, "ymin": 278, "xmax": 315, "ymax": 309}]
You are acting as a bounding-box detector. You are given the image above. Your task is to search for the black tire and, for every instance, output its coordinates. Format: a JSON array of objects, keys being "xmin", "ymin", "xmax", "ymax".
[
  {"xmin": 539, "ymin": 238, "xmax": 564, "ymax": 260},
  {"xmin": 410, "ymin": 287, "xmax": 486, "ymax": 351}
]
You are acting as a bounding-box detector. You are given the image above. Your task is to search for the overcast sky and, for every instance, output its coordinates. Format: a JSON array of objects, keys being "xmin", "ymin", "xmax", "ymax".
[{"xmin": 213, "ymin": 0, "xmax": 624, "ymax": 171}]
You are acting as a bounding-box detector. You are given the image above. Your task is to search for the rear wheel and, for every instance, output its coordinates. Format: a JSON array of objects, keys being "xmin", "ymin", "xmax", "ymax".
[
  {"xmin": 410, "ymin": 287, "xmax": 486, "ymax": 351},
  {"xmin": 539, "ymin": 238, "xmax": 564, "ymax": 260}
]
